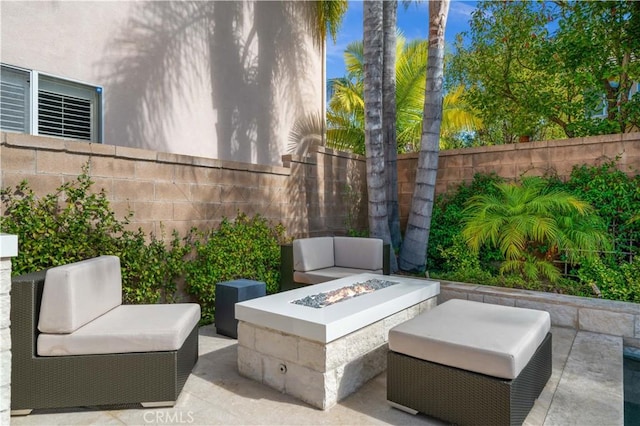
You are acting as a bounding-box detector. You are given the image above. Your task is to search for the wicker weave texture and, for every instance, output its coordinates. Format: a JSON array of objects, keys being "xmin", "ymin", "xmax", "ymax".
[
  {"xmin": 387, "ymin": 333, "xmax": 552, "ymax": 426},
  {"xmin": 10, "ymin": 271, "xmax": 199, "ymax": 412}
]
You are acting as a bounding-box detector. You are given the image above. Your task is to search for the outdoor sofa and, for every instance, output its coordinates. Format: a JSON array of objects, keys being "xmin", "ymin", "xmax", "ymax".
[
  {"xmin": 10, "ymin": 255, "xmax": 200, "ymax": 415},
  {"xmin": 279, "ymin": 236, "xmax": 390, "ymax": 291}
]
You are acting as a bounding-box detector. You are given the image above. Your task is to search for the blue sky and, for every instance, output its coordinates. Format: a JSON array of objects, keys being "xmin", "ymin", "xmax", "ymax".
[{"xmin": 326, "ymin": 1, "xmax": 478, "ymax": 80}]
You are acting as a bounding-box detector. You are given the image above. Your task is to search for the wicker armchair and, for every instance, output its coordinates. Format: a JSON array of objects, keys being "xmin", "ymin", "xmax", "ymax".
[{"xmin": 10, "ymin": 262, "xmax": 199, "ymax": 415}]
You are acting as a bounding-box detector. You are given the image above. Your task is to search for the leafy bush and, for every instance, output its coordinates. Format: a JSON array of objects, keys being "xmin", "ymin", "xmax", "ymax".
[
  {"xmin": 0, "ymin": 167, "xmax": 188, "ymax": 304},
  {"xmin": 184, "ymin": 213, "xmax": 286, "ymax": 324},
  {"xmin": 556, "ymin": 158, "xmax": 640, "ymax": 257},
  {"xmin": 576, "ymin": 256, "xmax": 640, "ymax": 303},
  {"xmin": 1, "ymin": 171, "xmax": 124, "ymax": 274}
]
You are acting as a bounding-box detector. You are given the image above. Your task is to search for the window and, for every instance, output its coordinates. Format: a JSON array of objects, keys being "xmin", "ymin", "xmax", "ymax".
[
  {"xmin": 0, "ymin": 64, "xmax": 103, "ymax": 142},
  {"xmin": 587, "ymin": 80, "xmax": 640, "ymax": 120}
]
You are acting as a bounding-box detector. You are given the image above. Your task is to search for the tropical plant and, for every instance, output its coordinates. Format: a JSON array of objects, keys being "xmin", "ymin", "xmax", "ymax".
[
  {"xmin": 313, "ymin": 0, "xmax": 348, "ymax": 45},
  {"xmin": 362, "ymin": 0, "xmax": 396, "ymax": 271},
  {"xmin": 461, "ymin": 177, "xmax": 611, "ymax": 283},
  {"xmin": 398, "ymin": 0, "xmax": 450, "ymax": 273},
  {"xmin": 327, "ymin": 37, "xmax": 481, "ymax": 155},
  {"xmin": 383, "ymin": 0, "xmax": 402, "ymax": 251},
  {"xmin": 427, "ymin": 172, "xmax": 505, "ymax": 270}
]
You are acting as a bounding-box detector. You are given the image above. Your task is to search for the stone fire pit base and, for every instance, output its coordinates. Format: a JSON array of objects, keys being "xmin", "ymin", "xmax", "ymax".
[{"xmin": 237, "ymin": 297, "xmax": 437, "ymax": 410}]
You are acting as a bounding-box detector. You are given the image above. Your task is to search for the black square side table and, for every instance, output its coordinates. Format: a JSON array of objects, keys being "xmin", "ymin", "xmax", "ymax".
[{"xmin": 215, "ymin": 279, "xmax": 266, "ymax": 338}]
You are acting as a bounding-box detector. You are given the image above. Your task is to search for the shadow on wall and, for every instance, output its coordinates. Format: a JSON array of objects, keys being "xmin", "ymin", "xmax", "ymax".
[{"xmin": 99, "ymin": 1, "xmax": 319, "ymax": 166}]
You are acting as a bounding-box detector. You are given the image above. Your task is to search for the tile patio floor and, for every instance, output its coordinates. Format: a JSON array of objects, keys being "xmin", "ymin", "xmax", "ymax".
[{"xmin": 10, "ymin": 324, "xmax": 624, "ymax": 426}]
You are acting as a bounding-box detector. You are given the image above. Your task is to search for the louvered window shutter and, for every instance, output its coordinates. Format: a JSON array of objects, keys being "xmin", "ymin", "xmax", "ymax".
[
  {"xmin": 38, "ymin": 90, "xmax": 92, "ymax": 140},
  {"xmin": 38, "ymin": 75, "xmax": 100, "ymax": 142},
  {"xmin": 0, "ymin": 67, "xmax": 30, "ymax": 133}
]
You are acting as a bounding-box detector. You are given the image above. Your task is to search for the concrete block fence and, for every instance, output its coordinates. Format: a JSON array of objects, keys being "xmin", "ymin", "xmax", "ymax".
[{"xmin": 2, "ymin": 131, "xmax": 639, "ymax": 240}]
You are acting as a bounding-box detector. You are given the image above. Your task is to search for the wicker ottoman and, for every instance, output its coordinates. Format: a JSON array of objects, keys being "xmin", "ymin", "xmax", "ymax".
[{"xmin": 387, "ymin": 299, "xmax": 552, "ymax": 426}]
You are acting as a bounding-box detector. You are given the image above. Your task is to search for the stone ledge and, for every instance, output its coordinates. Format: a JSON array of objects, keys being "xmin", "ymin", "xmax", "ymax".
[
  {"xmin": 0, "ymin": 235, "xmax": 18, "ymax": 258},
  {"xmin": 438, "ymin": 280, "xmax": 639, "ymax": 340}
]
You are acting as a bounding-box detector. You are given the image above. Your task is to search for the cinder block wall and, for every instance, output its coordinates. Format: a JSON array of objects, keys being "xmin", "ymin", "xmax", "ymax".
[
  {"xmin": 2, "ymin": 131, "xmax": 639, "ymax": 240},
  {"xmin": 0, "ymin": 133, "xmax": 368, "ymax": 239},
  {"xmin": 398, "ymin": 132, "xmax": 640, "ymax": 230}
]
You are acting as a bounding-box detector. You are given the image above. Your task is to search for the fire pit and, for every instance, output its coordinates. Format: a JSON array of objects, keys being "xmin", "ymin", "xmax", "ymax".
[
  {"xmin": 291, "ymin": 278, "xmax": 399, "ymax": 308},
  {"xmin": 235, "ymin": 273, "xmax": 439, "ymax": 410}
]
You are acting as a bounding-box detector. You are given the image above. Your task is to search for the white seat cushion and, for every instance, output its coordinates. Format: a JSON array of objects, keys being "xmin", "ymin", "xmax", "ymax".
[
  {"xmin": 37, "ymin": 303, "xmax": 201, "ymax": 356},
  {"xmin": 38, "ymin": 255, "xmax": 122, "ymax": 334},
  {"xmin": 294, "ymin": 267, "xmax": 384, "ymax": 285},
  {"xmin": 293, "ymin": 237, "xmax": 335, "ymax": 272},
  {"xmin": 388, "ymin": 299, "xmax": 550, "ymax": 379},
  {"xmin": 333, "ymin": 237, "xmax": 383, "ymax": 270}
]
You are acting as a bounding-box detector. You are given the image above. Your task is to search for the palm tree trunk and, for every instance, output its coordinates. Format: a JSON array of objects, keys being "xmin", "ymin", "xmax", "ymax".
[
  {"xmin": 363, "ymin": 0, "xmax": 397, "ymax": 271},
  {"xmin": 399, "ymin": 0, "xmax": 450, "ymax": 273},
  {"xmin": 383, "ymin": 0, "xmax": 402, "ymax": 261}
]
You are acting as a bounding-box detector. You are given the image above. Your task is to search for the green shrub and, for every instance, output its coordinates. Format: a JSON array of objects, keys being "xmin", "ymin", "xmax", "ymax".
[
  {"xmin": 184, "ymin": 213, "xmax": 286, "ymax": 324},
  {"xmin": 558, "ymin": 158, "xmax": 640, "ymax": 258},
  {"xmin": 576, "ymin": 256, "xmax": 640, "ymax": 303},
  {"xmin": 0, "ymin": 167, "xmax": 187, "ymax": 304},
  {"xmin": 1, "ymin": 171, "xmax": 124, "ymax": 274}
]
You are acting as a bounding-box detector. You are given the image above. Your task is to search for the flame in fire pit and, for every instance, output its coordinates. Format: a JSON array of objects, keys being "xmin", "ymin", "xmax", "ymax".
[{"xmin": 291, "ymin": 279, "xmax": 398, "ymax": 309}]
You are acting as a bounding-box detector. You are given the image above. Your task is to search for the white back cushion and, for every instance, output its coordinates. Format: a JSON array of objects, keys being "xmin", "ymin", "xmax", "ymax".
[
  {"xmin": 334, "ymin": 237, "xmax": 383, "ymax": 270},
  {"xmin": 293, "ymin": 237, "xmax": 335, "ymax": 272},
  {"xmin": 38, "ymin": 255, "xmax": 123, "ymax": 334}
]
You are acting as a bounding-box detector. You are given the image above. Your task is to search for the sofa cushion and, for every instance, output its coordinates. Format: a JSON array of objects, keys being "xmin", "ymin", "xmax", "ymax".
[
  {"xmin": 294, "ymin": 266, "xmax": 385, "ymax": 285},
  {"xmin": 37, "ymin": 303, "xmax": 201, "ymax": 356},
  {"xmin": 388, "ymin": 299, "xmax": 550, "ymax": 379},
  {"xmin": 333, "ymin": 237, "xmax": 383, "ymax": 270},
  {"xmin": 38, "ymin": 255, "xmax": 123, "ymax": 334},
  {"xmin": 293, "ymin": 237, "xmax": 335, "ymax": 272}
]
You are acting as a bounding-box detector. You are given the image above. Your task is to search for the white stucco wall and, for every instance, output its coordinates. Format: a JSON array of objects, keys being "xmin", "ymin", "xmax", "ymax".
[{"xmin": 0, "ymin": 1, "xmax": 323, "ymax": 166}]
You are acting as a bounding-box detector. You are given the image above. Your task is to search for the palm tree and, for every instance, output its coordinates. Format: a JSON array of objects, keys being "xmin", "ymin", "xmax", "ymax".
[
  {"xmin": 363, "ymin": 0, "xmax": 396, "ymax": 270},
  {"xmin": 399, "ymin": 0, "xmax": 450, "ymax": 273},
  {"xmin": 461, "ymin": 177, "xmax": 611, "ymax": 283},
  {"xmin": 383, "ymin": 0, "xmax": 402, "ymax": 253},
  {"xmin": 313, "ymin": 0, "xmax": 348, "ymax": 45},
  {"xmin": 326, "ymin": 39, "xmax": 480, "ymax": 154}
]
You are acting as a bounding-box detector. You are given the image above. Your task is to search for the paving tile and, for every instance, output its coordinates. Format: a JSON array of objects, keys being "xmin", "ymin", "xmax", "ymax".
[
  {"xmin": 544, "ymin": 331, "xmax": 623, "ymax": 426},
  {"xmin": 9, "ymin": 324, "xmax": 624, "ymax": 426}
]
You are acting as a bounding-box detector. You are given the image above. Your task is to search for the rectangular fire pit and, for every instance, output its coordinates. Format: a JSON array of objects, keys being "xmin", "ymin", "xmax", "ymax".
[{"xmin": 235, "ymin": 273, "xmax": 439, "ymax": 410}]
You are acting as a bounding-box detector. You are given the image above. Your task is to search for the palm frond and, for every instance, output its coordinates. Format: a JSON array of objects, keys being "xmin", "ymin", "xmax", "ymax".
[{"xmin": 287, "ymin": 112, "xmax": 324, "ymax": 155}]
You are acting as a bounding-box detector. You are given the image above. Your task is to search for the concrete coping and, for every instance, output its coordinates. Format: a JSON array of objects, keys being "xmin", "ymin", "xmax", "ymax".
[
  {"xmin": 436, "ymin": 279, "xmax": 640, "ymax": 346},
  {"xmin": 0, "ymin": 234, "xmax": 18, "ymax": 258}
]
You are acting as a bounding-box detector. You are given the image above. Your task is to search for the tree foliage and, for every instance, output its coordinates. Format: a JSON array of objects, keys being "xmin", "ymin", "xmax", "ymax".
[
  {"xmin": 449, "ymin": 0, "xmax": 640, "ymax": 143},
  {"xmin": 327, "ymin": 36, "xmax": 481, "ymax": 154}
]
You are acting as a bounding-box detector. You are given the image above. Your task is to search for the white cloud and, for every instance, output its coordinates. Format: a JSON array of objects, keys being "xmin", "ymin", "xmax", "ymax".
[{"xmin": 450, "ymin": 1, "xmax": 477, "ymax": 19}]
